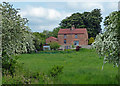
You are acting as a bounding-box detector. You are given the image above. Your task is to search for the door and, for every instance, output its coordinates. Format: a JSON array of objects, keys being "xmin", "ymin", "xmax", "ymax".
[{"xmin": 74, "ymin": 41, "xmax": 79, "ymax": 45}]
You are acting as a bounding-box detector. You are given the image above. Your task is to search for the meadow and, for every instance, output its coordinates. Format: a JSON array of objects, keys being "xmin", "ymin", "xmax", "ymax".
[{"xmin": 16, "ymin": 48, "xmax": 118, "ymax": 84}]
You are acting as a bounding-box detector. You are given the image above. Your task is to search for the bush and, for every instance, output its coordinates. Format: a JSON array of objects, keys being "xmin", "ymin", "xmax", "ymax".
[
  {"xmin": 2, "ymin": 51, "xmax": 19, "ymax": 76},
  {"xmin": 49, "ymin": 42, "xmax": 60, "ymax": 50},
  {"xmin": 88, "ymin": 37, "xmax": 95, "ymax": 45},
  {"xmin": 2, "ymin": 64, "xmax": 31, "ymax": 84},
  {"xmin": 2, "ymin": 74, "xmax": 25, "ymax": 84},
  {"xmin": 64, "ymin": 49, "xmax": 74, "ymax": 53},
  {"xmin": 76, "ymin": 46, "xmax": 81, "ymax": 51},
  {"xmin": 72, "ymin": 45, "xmax": 75, "ymax": 48},
  {"xmin": 48, "ymin": 65, "xmax": 64, "ymax": 78},
  {"xmin": 2, "ymin": 64, "xmax": 51, "ymax": 84}
]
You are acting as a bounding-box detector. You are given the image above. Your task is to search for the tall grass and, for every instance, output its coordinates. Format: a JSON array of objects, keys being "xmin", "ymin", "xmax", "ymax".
[{"xmin": 16, "ymin": 48, "xmax": 118, "ymax": 84}]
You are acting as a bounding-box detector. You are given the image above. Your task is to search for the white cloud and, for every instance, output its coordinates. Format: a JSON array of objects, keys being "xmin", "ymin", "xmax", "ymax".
[
  {"xmin": 18, "ymin": 5, "xmax": 72, "ymax": 32},
  {"xmin": 67, "ymin": 2, "xmax": 105, "ymax": 12},
  {"xmin": 19, "ymin": 6, "xmax": 70, "ymax": 21},
  {"xmin": 47, "ymin": 9, "xmax": 61, "ymax": 20},
  {"xmin": 30, "ymin": 7, "xmax": 46, "ymax": 17},
  {"xmin": 83, "ymin": 3, "xmax": 104, "ymax": 12},
  {"xmin": 106, "ymin": 2, "xmax": 118, "ymax": 11}
]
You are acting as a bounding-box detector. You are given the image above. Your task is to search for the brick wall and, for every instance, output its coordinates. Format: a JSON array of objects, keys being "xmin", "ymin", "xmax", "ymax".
[
  {"xmin": 58, "ymin": 33, "xmax": 88, "ymax": 46},
  {"xmin": 84, "ymin": 30, "xmax": 88, "ymax": 45},
  {"xmin": 58, "ymin": 35, "xmax": 64, "ymax": 45},
  {"xmin": 46, "ymin": 38, "xmax": 58, "ymax": 44}
]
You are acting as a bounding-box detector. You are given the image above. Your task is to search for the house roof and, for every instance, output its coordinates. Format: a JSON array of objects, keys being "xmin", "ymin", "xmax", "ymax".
[
  {"xmin": 46, "ymin": 36, "xmax": 58, "ymax": 41},
  {"xmin": 58, "ymin": 28, "xmax": 87, "ymax": 35}
]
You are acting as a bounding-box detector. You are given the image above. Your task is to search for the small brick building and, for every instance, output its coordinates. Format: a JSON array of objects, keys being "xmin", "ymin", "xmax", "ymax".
[
  {"xmin": 46, "ymin": 36, "xmax": 58, "ymax": 44},
  {"xmin": 46, "ymin": 26, "xmax": 88, "ymax": 49}
]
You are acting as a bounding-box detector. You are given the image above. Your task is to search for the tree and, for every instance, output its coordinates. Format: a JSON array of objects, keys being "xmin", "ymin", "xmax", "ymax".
[
  {"xmin": 33, "ymin": 32, "xmax": 46, "ymax": 51},
  {"xmin": 52, "ymin": 27, "xmax": 60, "ymax": 38},
  {"xmin": 93, "ymin": 11, "xmax": 120, "ymax": 68},
  {"xmin": 60, "ymin": 13, "xmax": 84, "ymax": 28},
  {"xmin": 88, "ymin": 37, "xmax": 95, "ymax": 45},
  {"xmin": 42, "ymin": 27, "xmax": 60, "ymax": 38},
  {"xmin": 49, "ymin": 42, "xmax": 60, "ymax": 50},
  {"xmin": 42, "ymin": 30, "xmax": 52, "ymax": 38},
  {"xmin": 1, "ymin": 2, "xmax": 35, "ymax": 75},
  {"xmin": 59, "ymin": 9, "xmax": 103, "ymax": 38}
]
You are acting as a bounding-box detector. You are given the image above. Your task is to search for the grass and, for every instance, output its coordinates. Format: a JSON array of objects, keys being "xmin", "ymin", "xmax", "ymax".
[{"xmin": 18, "ymin": 48, "xmax": 118, "ymax": 84}]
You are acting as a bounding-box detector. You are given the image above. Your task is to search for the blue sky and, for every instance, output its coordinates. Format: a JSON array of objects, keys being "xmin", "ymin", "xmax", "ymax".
[{"xmin": 7, "ymin": 2, "xmax": 118, "ymax": 32}]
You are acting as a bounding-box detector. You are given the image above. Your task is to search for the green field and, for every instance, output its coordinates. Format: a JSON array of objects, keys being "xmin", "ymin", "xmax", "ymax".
[{"xmin": 18, "ymin": 48, "xmax": 118, "ymax": 84}]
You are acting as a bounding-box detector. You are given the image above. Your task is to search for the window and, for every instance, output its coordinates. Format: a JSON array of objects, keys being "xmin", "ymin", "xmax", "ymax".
[
  {"xmin": 75, "ymin": 34, "xmax": 77, "ymax": 38},
  {"xmin": 74, "ymin": 41, "xmax": 79, "ymax": 45},
  {"xmin": 64, "ymin": 40, "xmax": 66, "ymax": 44},
  {"xmin": 64, "ymin": 34, "xmax": 66, "ymax": 38}
]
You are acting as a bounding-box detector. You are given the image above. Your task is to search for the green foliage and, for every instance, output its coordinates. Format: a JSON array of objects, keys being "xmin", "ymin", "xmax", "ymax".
[
  {"xmin": 2, "ymin": 51, "xmax": 19, "ymax": 75},
  {"xmin": 2, "ymin": 66, "xmax": 51, "ymax": 84},
  {"xmin": 59, "ymin": 9, "xmax": 103, "ymax": 38},
  {"xmin": 42, "ymin": 30, "xmax": 53, "ymax": 38},
  {"xmin": 93, "ymin": 11, "xmax": 120, "ymax": 67},
  {"xmin": 51, "ymin": 27, "xmax": 60, "ymax": 38},
  {"xmin": 88, "ymin": 37, "xmax": 95, "ymax": 45},
  {"xmin": 41, "ymin": 27, "xmax": 60, "ymax": 38},
  {"xmin": 38, "ymin": 49, "xmax": 74, "ymax": 54},
  {"xmin": 72, "ymin": 45, "xmax": 75, "ymax": 48},
  {"xmin": 18, "ymin": 49, "xmax": 118, "ymax": 84},
  {"xmin": 64, "ymin": 49, "xmax": 74, "ymax": 52},
  {"xmin": 1, "ymin": 2, "xmax": 35, "ymax": 55},
  {"xmin": 3, "ymin": 74, "xmax": 25, "ymax": 84},
  {"xmin": 49, "ymin": 42, "xmax": 60, "ymax": 50},
  {"xmin": 2, "ymin": 59, "xmax": 52, "ymax": 84},
  {"xmin": 33, "ymin": 32, "xmax": 46, "ymax": 51},
  {"xmin": 1, "ymin": 2, "xmax": 35, "ymax": 75},
  {"xmin": 48, "ymin": 65, "xmax": 63, "ymax": 78}
]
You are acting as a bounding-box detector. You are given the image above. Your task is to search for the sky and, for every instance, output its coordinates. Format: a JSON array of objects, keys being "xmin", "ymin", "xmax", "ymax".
[{"xmin": 1, "ymin": 0, "xmax": 119, "ymax": 32}]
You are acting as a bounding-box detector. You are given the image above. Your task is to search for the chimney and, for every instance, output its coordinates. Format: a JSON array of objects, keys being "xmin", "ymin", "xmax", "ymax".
[{"xmin": 71, "ymin": 25, "xmax": 75, "ymax": 30}]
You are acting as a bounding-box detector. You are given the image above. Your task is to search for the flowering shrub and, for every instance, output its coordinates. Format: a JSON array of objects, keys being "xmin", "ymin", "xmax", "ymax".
[
  {"xmin": 88, "ymin": 37, "xmax": 95, "ymax": 45},
  {"xmin": 76, "ymin": 46, "xmax": 81, "ymax": 51},
  {"xmin": 93, "ymin": 11, "xmax": 120, "ymax": 67},
  {"xmin": 1, "ymin": 2, "xmax": 35, "ymax": 75}
]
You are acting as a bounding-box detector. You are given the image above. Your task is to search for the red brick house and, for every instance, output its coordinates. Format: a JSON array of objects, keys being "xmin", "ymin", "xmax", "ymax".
[
  {"xmin": 46, "ymin": 26, "xmax": 88, "ymax": 49},
  {"xmin": 46, "ymin": 36, "xmax": 58, "ymax": 44}
]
